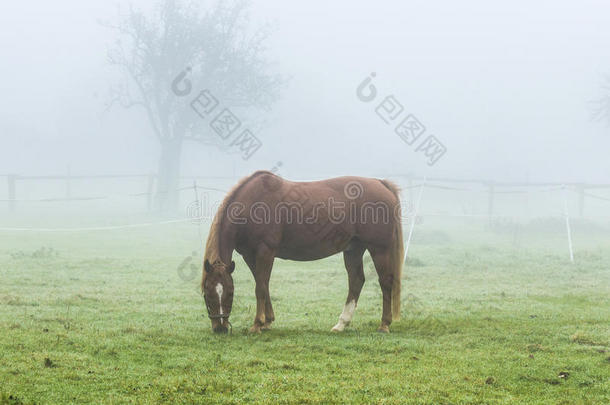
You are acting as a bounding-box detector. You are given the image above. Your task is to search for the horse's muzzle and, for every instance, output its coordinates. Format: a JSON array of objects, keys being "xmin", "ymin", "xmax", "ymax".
[{"xmin": 209, "ymin": 313, "xmax": 231, "ymax": 334}]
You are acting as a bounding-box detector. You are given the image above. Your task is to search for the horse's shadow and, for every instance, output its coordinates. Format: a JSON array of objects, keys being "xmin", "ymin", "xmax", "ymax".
[{"xmin": 201, "ymin": 317, "xmax": 456, "ymax": 339}]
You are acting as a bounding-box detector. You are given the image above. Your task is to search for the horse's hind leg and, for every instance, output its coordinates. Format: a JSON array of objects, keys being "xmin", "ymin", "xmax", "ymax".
[
  {"xmin": 369, "ymin": 247, "xmax": 393, "ymax": 333},
  {"xmin": 331, "ymin": 245, "xmax": 366, "ymax": 332}
]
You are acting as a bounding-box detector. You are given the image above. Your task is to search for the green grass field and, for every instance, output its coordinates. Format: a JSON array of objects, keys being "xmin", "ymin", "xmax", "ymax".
[{"xmin": 1, "ymin": 219, "xmax": 609, "ymax": 404}]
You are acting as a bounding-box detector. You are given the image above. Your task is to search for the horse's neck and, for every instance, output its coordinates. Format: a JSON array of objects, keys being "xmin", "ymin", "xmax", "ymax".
[{"xmin": 217, "ymin": 219, "xmax": 236, "ymax": 264}]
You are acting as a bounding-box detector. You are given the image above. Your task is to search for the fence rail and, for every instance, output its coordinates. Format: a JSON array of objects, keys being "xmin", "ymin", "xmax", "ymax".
[
  {"xmin": 2, "ymin": 172, "xmax": 610, "ymax": 264},
  {"xmin": 3, "ymin": 172, "xmax": 610, "ymax": 217}
]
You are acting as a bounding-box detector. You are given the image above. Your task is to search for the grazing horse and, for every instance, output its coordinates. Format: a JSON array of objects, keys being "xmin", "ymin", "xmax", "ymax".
[{"xmin": 201, "ymin": 171, "xmax": 404, "ymax": 333}]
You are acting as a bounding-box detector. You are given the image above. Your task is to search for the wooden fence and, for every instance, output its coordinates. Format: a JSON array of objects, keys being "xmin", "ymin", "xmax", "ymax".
[{"xmin": 2, "ymin": 172, "xmax": 610, "ymax": 218}]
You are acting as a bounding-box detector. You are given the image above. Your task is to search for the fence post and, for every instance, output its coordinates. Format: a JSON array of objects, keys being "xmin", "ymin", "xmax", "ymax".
[
  {"xmin": 562, "ymin": 185, "xmax": 575, "ymax": 263},
  {"xmin": 65, "ymin": 165, "xmax": 71, "ymax": 200},
  {"xmin": 576, "ymin": 184, "xmax": 585, "ymax": 218},
  {"xmin": 407, "ymin": 175, "xmax": 414, "ymax": 207},
  {"xmin": 7, "ymin": 174, "xmax": 16, "ymax": 212},
  {"xmin": 487, "ymin": 181, "xmax": 495, "ymax": 225},
  {"xmin": 147, "ymin": 173, "xmax": 156, "ymax": 211},
  {"xmin": 404, "ymin": 177, "xmax": 426, "ymax": 263}
]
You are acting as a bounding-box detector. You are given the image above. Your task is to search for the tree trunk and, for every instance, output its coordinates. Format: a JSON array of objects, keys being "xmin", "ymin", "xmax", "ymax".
[{"xmin": 155, "ymin": 138, "xmax": 183, "ymax": 213}]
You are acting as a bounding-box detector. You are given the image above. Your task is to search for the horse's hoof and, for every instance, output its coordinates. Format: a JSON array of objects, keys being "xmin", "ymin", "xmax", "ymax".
[
  {"xmin": 331, "ymin": 323, "xmax": 345, "ymax": 332},
  {"xmin": 377, "ymin": 325, "xmax": 390, "ymax": 333},
  {"xmin": 261, "ymin": 323, "xmax": 272, "ymax": 331},
  {"xmin": 249, "ymin": 325, "xmax": 262, "ymax": 334}
]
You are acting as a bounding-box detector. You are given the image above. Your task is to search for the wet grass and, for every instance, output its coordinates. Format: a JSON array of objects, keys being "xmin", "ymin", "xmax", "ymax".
[{"xmin": 0, "ymin": 224, "xmax": 609, "ymax": 404}]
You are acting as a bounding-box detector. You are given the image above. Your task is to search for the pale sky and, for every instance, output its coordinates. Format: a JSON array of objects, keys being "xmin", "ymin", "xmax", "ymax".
[{"xmin": 1, "ymin": 0, "xmax": 609, "ymax": 182}]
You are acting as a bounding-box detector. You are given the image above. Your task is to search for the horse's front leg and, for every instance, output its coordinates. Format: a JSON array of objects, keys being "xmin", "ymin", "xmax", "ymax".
[
  {"xmin": 251, "ymin": 281, "xmax": 267, "ymax": 333},
  {"xmin": 245, "ymin": 244, "xmax": 275, "ymax": 333},
  {"xmin": 261, "ymin": 288, "xmax": 275, "ymax": 331}
]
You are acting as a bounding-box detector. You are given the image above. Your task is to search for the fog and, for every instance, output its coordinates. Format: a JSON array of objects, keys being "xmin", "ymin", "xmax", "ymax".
[{"xmin": 1, "ymin": 0, "xmax": 609, "ymax": 184}]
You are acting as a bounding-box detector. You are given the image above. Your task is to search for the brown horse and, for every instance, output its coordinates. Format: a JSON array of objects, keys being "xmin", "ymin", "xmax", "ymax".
[{"xmin": 201, "ymin": 171, "xmax": 404, "ymax": 333}]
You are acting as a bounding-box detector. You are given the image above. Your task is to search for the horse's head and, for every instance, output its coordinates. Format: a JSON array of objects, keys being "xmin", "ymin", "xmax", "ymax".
[{"xmin": 202, "ymin": 259, "xmax": 235, "ymax": 333}]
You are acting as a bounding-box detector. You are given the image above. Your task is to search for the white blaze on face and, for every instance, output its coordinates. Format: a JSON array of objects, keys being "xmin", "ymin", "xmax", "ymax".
[
  {"xmin": 215, "ymin": 283, "xmax": 223, "ymax": 315},
  {"xmin": 331, "ymin": 299, "xmax": 356, "ymax": 332}
]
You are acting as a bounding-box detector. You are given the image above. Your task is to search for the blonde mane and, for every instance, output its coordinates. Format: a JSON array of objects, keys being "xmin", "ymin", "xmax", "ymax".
[{"xmin": 203, "ymin": 171, "xmax": 275, "ymax": 285}]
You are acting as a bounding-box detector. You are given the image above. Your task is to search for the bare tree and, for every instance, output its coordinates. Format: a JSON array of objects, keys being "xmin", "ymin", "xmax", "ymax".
[{"xmin": 106, "ymin": 0, "xmax": 283, "ymax": 211}]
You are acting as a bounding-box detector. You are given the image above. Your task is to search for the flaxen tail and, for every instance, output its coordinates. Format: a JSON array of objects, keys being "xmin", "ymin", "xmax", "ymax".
[{"xmin": 380, "ymin": 180, "xmax": 404, "ymax": 320}]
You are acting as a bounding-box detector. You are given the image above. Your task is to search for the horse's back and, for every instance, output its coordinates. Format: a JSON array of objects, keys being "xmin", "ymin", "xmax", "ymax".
[{"xmin": 233, "ymin": 173, "xmax": 401, "ymax": 260}]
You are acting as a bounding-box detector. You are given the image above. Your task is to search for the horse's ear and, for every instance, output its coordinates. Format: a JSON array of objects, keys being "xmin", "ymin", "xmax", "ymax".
[
  {"xmin": 227, "ymin": 261, "xmax": 235, "ymax": 274},
  {"xmin": 204, "ymin": 259, "xmax": 213, "ymax": 274}
]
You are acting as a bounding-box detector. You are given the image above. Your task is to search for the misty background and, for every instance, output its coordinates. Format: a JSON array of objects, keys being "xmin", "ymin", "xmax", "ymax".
[{"xmin": 1, "ymin": 0, "xmax": 609, "ymax": 183}]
